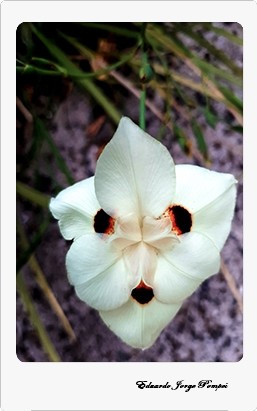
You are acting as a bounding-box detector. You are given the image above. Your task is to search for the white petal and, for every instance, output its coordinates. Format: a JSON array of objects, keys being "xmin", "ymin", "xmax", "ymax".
[
  {"xmin": 100, "ymin": 297, "xmax": 182, "ymax": 349},
  {"xmin": 174, "ymin": 164, "xmax": 237, "ymax": 214},
  {"xmin": 66, "ymin": 234, "xmax": 121, "ymax": 285},
  {"xmin": 74, "ymin": 259, "xmax": 130, "ymax": 311},
  {"xmin": 193, "ymin": 184, "xmax": 237, "ymax": 250},
  {"xmin": 49, "ymin": 177, "xmax": 100, "ymax": 240},
  {"xmin": 153, "ymin": 254, "xmax": 202, "ymax": 303},
  {"xmin": 173, "ymin": 165, "xmax": 237, "ymax": 250},
  {"xmin": 66, "ymin": 234, "xmax": 130, "ymax": 310},
  {"xmin": 123, "ymin": 242, "xmax": 157, "ymax": 288},
  {"xmin": 152, "ymin": 232, "xmax": 220, "ymax": 303},
  {"xmin": 95, "ymin": 117, "xmax": 176, "ymax": 218}
]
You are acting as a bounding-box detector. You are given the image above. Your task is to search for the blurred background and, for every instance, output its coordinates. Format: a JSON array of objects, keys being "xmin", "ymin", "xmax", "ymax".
[{"xmin": 16, "ymin": 22, "xmax": 243, "ymax": 362}]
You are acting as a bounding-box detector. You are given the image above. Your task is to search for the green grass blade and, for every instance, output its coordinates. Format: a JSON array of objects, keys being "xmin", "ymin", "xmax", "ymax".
[
  {"xmin": 59, "ymin": 32, "xmax": 139, "ymax": 77},
  {"xmin": 17, "ymin": 217, "xmax": 77, "ymax": 342},
  {"xmin": 147, "ymin": 24, "xmax": 243, "ymax": 124},
  {"xmin": 173, "ymin": 125, "xmax": 191, "ymax": 154},
  {"xmin": 17, "ymin": 181, "xmax": 50, "ymax": 207},
  {"xmin": 80, "ymin": 22, "xmax": 141, "ymax": 39},
  {"xmin": 231, "ymin": 125, "xmax": 243, "ymax": 134},
  {"xmin": 31, "ymin": 24, "xmax": 121, "ymax": 125},
  {"xmin": 17, "ymin": 65, "xmax": 61, "ymax": 76},
  {"xmin": 204, "ymin": 23, "xmax": 243, "ymax": 46},
  {"xmin": 17, "ymin": 273, "xmax": 61, "ymax": 362},
  {"xmin": 16, "ymin": 217, "xmax": 50, "ymax": 272},
  {"xmin": 202, "ymin": 106, "xmax": 219, "ymax": 129},
  {"xmin": 153, "ymin": 26, "xmax": 242, "ymax": 87},
  {"xmin": 176, "ymin": 25, "xmax": 242, "ymax": 77},
  {"xmin": 34, "ymin": 117, "xmax": 75, "ymax": 186},
  {"xmin": 218, "ymin": 86, "xmax": 243, "ymax": 113},
  {"xmin": 191, "ymin": 119, "xmax": 208, "ymax": 160},
  {"xmin": 192, "ymin": 57, "xmax": 242, "ymax": 87}
]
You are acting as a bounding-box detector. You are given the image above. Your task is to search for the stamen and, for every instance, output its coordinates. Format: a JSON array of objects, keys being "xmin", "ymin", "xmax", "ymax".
[
  {"xmin": 94, "ymin": 209, "xmax": 115, "ymax": 235},
  {"xmin": 131, "ymin": 280, "xmax": 154, "ymax": 304}
]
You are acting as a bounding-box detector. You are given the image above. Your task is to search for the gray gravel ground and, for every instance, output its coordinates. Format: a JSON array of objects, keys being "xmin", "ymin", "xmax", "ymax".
[{"xmin": 16, "ymin": 23, "xmax": 243, "ymax": 362}]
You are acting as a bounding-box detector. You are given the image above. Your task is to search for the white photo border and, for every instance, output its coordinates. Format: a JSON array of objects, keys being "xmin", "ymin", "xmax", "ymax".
[{"xmin": 1, "ymin": 1, "xmax": 256, "ymax": 410}]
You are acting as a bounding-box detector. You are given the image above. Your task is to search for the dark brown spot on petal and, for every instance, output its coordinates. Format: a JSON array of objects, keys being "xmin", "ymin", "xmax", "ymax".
[
  {"xmin": 131, "ymin": 280, "xmax": 154, "ymax": 304},
  {"xmin": 168, "ymin": 205, "xmax": 192, "ymax": 235},
  {"xmin": 94, "ymin": 209, "xmax": 115, "ymax": 235}
]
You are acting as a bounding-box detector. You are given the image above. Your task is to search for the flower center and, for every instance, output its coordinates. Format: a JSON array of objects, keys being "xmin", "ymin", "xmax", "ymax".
[{"xmin": 93, "ymin": 207, "xmax": 191, "ymax": 306}]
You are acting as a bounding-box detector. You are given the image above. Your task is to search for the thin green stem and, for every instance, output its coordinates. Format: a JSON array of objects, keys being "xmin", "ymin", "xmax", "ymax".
[{"xmin": 17, "ymin": 65, "xmax": 61, "ymax": 76}]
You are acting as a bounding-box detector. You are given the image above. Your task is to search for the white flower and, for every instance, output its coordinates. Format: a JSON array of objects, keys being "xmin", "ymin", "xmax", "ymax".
[{"xmin": 49, "ymin": 117, "xmax": 237, "ymax": 349}]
